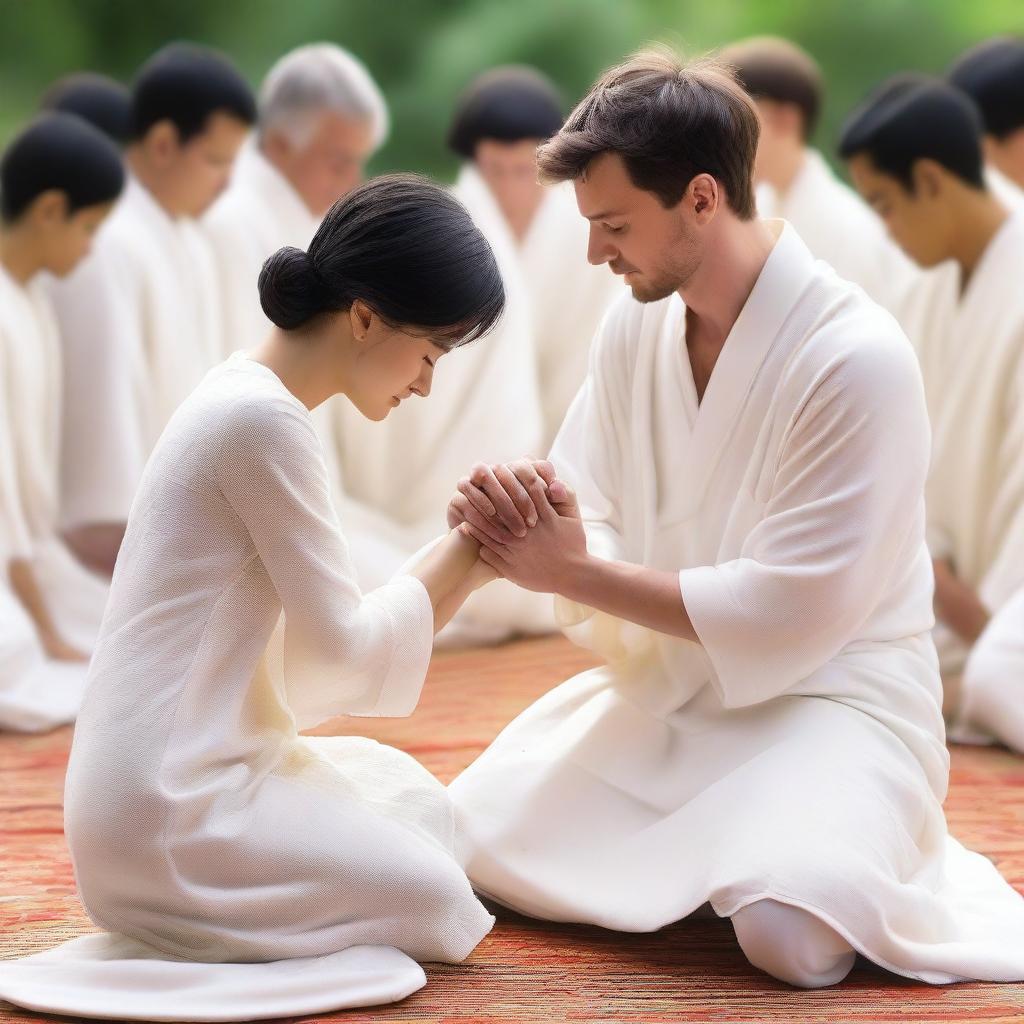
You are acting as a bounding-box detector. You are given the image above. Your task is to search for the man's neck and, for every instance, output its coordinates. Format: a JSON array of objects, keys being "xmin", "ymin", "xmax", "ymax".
[
  {"xmin": 260, "ymin": 144, "xmax": 319, "ymax": 218},
  {"xmin": 679, "ymin": 216, "xmax": 777, "ymax": 343},
  {"xmin": 0, "ymin": 229, "xmax": 40, "ymax": 285},
  {"xmin": 949, "ymin": 186, "xmax": 1010, "ymax": 290}
]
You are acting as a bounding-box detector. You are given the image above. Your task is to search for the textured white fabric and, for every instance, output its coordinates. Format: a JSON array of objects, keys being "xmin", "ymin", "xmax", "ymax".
[
  {"xmin": 731, "ymin": 899, "xmax": 856, "ymax": 989},
  {"xmin": 898, "ymin": 212, "xmax": 1024, "ymax": 680},
  {"xmin": 755, "ymin": 150, "xmax": 919, "ymax": 314},
  {"xmin": 0, "ymin": 266, "xmax": 108, "ymax": 651},
  {"xmin": 455, "ymin": 164, "xmax": 623, "ymax": 448},
  {"xmin": 46, "ymin": 175, "xmax": 223, "ymax": 529},
  {"xmin": 953, "ymin": 586, "xmax": 1024, "ymax": 751},
  {"xmin": 450, "ymin": 223, "xmax": 1024, "ymax": 983},
  {"xmin": 987, "ymin": 164, "xmax": 1024, "ymax": 211},
  {"xmin": 0, "ymin": 934, "xmax": 426, "ymax": 1021},
  {"xmin": 319, "ymin": 165, "xmax": 555, "ymax": 643},
  {"xmin": 0, "ymin": 353, "xmax": 494, "ymax": 1017}
]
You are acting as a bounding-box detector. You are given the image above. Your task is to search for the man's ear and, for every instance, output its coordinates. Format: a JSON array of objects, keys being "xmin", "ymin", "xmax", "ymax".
[
  {"xmin": 349, "ymin": 299, "xmax": 373, "ymax": 342},
  {"xmin": 910, "ymin": 158, "xmax": 944, "ymax": 200},
  {"xmin": 142, "ymin": 119, "xmax": 180, "ymax": 165},
  {"xmin": 689, "ymin": 173, "xmax": 719, "ymax": 223},
  {"xmin": 29, "ymin": 189, "xmax": 69, "ymax": 227}
]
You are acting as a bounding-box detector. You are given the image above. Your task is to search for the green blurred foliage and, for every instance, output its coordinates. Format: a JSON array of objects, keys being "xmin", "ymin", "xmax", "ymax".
[{"xmin": 1, "ymin": 0, "xmax": 1021, "ymax": 182}]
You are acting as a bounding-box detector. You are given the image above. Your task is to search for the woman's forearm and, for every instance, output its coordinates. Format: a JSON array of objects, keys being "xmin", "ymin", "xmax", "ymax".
[{"xmin": 408, "ymin": 529, "xmax": 485, "ymax": 632}]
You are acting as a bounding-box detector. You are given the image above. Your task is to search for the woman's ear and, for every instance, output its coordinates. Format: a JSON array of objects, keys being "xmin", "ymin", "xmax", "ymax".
[{"xmin": 348, "ymin": 299, "xmax": 373, "ymax": 343}]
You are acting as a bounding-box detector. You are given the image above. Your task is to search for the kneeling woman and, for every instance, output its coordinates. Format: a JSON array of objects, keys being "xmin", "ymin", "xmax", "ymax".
[{"xmin": 0, "ymin": 176, "xmax": 505, "ymax": 1020}]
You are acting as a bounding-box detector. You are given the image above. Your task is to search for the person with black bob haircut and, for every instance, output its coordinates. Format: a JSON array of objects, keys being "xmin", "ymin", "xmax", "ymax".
[
  {"xmin": 0, "ymin": 112, "xmax": 123, "ymax": 733},
  {"xmin": 46, "ymin": 42, "xmax": 256, "ymax": 580},
  {"xmin": 446, "ymin": 65, "xmax": 621, "ymax": 456},
  {"xmin": 0, "ymin": 172, "xmax": 566, "ymax": 1019},
  {"xmin": 949, "ymin": 36, "xmax": 1024, "ymax": 207},
  {"xmin": 719, "ymin": 35, "xmax": 915, "ymax": 312},
  {"xmin": 841, "ymin": 74, "xmax": 1024, "ymax": 748},
  {"xmin": 39, "ymin": 72, "xmax": 132, "ymax": 144}
]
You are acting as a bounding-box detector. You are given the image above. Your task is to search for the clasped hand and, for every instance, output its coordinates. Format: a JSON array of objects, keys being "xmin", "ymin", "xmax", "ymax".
[{"xmin": 446, "ymin": 458, "xmax": 588, "ymax": 594}]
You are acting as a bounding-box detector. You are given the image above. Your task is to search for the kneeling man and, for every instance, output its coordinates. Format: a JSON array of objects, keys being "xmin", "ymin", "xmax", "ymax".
[{"xmin": 447, "ymin": 50, "xmax": 1024, "ymax": 988}]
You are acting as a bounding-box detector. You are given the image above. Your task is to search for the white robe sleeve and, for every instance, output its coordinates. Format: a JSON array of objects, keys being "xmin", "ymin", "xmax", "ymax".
[
  {"xmin": 215, "ymin": 396, "xmax": 434, "ymax": 729},
  {"xmin": 548, "ymin": 309, "xmax": 653, "ymax": 662},
  {"xmin": 0, "ymin": 354, "xmax": 32, "ymax": 562},
  {"xmin": 680, "ymin": 330, "xmax": 932, "ymax": 708},
  {"xmin": 979, "ymin": 332, "xmax": 1024, "ymax": 609}
]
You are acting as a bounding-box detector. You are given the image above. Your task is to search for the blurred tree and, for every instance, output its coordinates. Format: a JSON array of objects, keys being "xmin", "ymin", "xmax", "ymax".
[{"xmin": 0, "ymin": 0, "xmax": 1020, "ymax": 181}]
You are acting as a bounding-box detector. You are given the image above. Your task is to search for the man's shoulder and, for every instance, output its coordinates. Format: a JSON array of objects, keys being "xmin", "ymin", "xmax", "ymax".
[{"xmin": 596, "ymin": 288, "xmax": 678, "ymax": 361}]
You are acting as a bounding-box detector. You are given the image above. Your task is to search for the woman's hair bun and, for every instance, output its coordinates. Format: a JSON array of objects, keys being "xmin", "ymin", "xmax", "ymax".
[{"xmin": 257, "ymin": 246, "xmax": 325, "ymax": 330}]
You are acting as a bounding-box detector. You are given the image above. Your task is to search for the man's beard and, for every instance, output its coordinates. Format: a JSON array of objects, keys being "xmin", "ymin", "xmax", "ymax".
[{"xmin": 627, "ymin": 226, "xmax": 702, "ymax": 303}]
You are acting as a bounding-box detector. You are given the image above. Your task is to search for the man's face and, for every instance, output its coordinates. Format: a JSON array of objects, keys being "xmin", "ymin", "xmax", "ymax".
[
  {"xmin": 474, "ymin": 138, "xmax": 545, "ymax": 233},
  {"xmin": 846, "ymin": 152, "xmax": 951, "ymax": 268},
  {"xmin": 27, "ymin": 193, "xmax": 115, "ymax": 278},
  {"xmin": 750, "ymin": 98, "xmax": 804, "ymax": 187},
  {"xmin": 267, "ymin": 112, "xmax": 376, "ymax": 217},
  {"xmin": 157, "ymin": 111, "xmax": 249, "ymax": 218},
  {"xmin": 574, "ymin": 151, "xmax": 699, "ymax": 303}
]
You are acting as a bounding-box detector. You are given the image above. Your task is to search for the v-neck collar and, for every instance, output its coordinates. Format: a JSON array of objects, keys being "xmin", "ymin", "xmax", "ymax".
[{"xmin": 644, "ymin": 220, "xmax": 816, "ymax": 525}]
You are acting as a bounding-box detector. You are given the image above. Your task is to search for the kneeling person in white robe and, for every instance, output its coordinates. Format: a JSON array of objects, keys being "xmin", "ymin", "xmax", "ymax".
[
  {"xmin": 719, "ymin": 36, "xmax": 918, "ymax": 314},
  {"xmin": 840, "ymin": 78, "xmax": 1024, "ymax": 732},
  {"xmin": 0, "ymin": 176, "xmax": 515, "ymax": 1020},
  {"xmin": 203, "ymin": 43, "xmax": 423, "ymax": 595},
  {"xmin": 949, "ymin": 37, "xmax": 1024, "ymax": 211},
  {"xmin": 448, "ymin": 52, "xmax": 1024, "ymax": 989},
  {"xmin": 0, "ymin": 114, "xmax": 124, "ymax": 731},
  {"xmin": 39, "ymin": 71, "xmax": 132, "ymax": 146},
  {"xmin": 47, "ymin": 43, "xmax": 255, "ymax": 577}
]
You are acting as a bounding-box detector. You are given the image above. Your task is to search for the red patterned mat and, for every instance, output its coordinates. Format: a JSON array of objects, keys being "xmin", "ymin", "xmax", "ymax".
[{"xmin": 2, "ymin": 635, "xmax": 1023, "ymax": 1022}]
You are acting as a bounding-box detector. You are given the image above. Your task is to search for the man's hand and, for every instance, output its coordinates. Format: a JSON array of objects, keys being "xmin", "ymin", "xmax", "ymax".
[
  {"xmin": 933, "ymin": 558, "xmax": 990, "ymax": 643},
  {"xmin": 447, "ymin": 458, "xmax": 575, "ymax": 545},
  {"xmin": 461, "ymin": 483, "xmax": 588, "ymax": 594}
]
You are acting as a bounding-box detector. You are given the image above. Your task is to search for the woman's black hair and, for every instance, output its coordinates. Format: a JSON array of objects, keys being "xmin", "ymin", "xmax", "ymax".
[
  {"xmin": 40, "ymin": 72, "xmax": 132, "ymax": 144},
  {"xmin": 1, "ymin": 112, "xmax": 125, "ymax": 223},
  {"xmin": 131, "ymin": 42, "xmax": 256, "ymax": 143},
  {"xmin": 258, "ymin": 173, "xmax": 505, "ymax": 349},
  {"xmin": 447, "ymin": 66, "xmax": 565, "ymax": 159}
]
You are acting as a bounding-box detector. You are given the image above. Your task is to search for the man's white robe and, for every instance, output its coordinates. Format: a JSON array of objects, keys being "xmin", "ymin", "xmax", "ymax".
[
  {"xmin": 0, "ymin": 273, "xmax": 91, "ymax": 732},
  {"xmin": 898, "ymin": 211, "xmax": 1024, "ymax": 685},
  {"xmin": 46, "ymin": 176, "xmax": 222, "ymax": 529},
  {"xmin": 0, "ymin": 267, "xmax": 107, "ymax": 651},
  {"xmin": 987, "ymin": 164, "xmax": 1024, "ymax": 211},
  {"xmin": 454, "ymin": 164, "xmax": 623, "ymax": 448},
  {"xmin": 449, "ymin": 223, "xmax": 1024, "ymax": 983},
  {"xmin": 320, "ymin": 167, "xmax": 555, "ymax": 644},
  {"xmin": 756, "ymin": 149, "xmax": 919, "ymax": 314}
]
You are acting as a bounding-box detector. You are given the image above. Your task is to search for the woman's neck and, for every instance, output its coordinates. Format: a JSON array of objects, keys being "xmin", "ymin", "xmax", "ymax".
[{"xmin": 249, "ymin": 324, "xmax": 345, "ymax": 411}]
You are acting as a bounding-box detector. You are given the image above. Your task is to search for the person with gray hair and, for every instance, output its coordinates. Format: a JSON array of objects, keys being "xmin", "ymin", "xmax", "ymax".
[{"xmin": 204, "ymin": 42, "xmax": 388, "ymax": 354}]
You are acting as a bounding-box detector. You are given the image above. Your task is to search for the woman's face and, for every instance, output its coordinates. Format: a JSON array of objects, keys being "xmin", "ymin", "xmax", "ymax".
[{"xmin": 344, "ymin": 303, "xmax": 448, "ymax": 421}]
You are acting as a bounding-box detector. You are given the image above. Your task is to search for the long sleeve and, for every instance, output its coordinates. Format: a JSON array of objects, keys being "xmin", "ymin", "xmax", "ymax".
[
  {"xmin": 215, "ymin": 393, "xmax": 433, "ymax": 729},
  {"xmin": 680, "ymin": 330, "xmax": 932, "ymax": 708},
  {"xmin": 0, "ymin": 343, "xmax": 32, "ymax": 563}
]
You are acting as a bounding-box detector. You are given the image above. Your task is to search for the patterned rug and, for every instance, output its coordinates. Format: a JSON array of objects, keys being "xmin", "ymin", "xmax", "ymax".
[{"xmin": 2, "ymin": 634, "xmax": 1024, "ymax": 1023}]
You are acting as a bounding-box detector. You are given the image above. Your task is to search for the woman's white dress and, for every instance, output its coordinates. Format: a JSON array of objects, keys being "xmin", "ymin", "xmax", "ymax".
[{"xmin": 0, "ymin": 353, "xmax": 494, "ymax": 1019}]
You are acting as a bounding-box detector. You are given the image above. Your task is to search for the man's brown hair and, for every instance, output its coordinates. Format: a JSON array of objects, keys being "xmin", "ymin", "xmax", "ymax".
[
  {"xmin": 537, "ymin": 48, "xmax": 759, "ymax": 219},
  {"xmin": 718, "ymin": 36, "xmax": 823, "ymax": 141}
]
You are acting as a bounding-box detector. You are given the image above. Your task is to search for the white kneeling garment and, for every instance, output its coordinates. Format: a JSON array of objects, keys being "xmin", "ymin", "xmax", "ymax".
[
  {"xmin": 320, "ymin": 166, "xmax": 555, "ymax": 644},
  {"xmin": 956, "ymin": 584, "xmax": 1024, "ymax": 751},
  {"xmin": 46, "ymin": 175, "xmax": 222, "ymax": 530},
  {"xmin": 756, "ymin": 149, "xmax": 919, "ymax": 314},
  {"xmin": 449, "ymin": 222, "xmax": 1024, "ymax": 984},
  {"xmin": 898, "ymin": 211, "xmax": 1024, "ymax": 687},
  {"xmin": 0, "ymin": 353, "xmax": 494, "ymax": 1020},
  {"xmin": 0, "ymin": 267, "xmax": 108, "ymax": 653},
  {"xmin": 454, "ymin": 164, "xmax": 623, "ymax": 448},
  {"xmin": 0, "ymin": 287, "xmax": 90, "ymax": 733},
  {"xmin": 203, "ymin": 142, "xmax": 429, "ymax": 598}
]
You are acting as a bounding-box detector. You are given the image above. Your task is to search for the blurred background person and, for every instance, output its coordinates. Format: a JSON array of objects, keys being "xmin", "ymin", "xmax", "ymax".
[
  {"xmin": 840, "ymin": 76, "xmax": 1024, "ymax": 729},
  {"xmin": 721, "ymin": 36, "xmax": 918, "ymax": 314},
  {"xmin": 447, "ymin": 66, "xmax": 622, "ymax": 448},
  {"xmin": 204, "ymin": 42, "xmax": 387, "ymax": 350},
  {"xmin": 949, "ymin": 36, "xmax": 1024, "ymax": 209},
  {"xmin": 39, "ymin": 72, "xmax": 132, "ymax": 145},
  {"xmin": 47, "ymin": 42, "xmax": 255, "ymax": 578},
  {"xmin": 0, "ymin": 113, "xmax": 124, "ymax": 730}
]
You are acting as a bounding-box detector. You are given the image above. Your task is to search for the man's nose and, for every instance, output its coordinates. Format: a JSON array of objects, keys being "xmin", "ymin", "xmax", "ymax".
[{"xmin": 587, "ymin": 227, "xmax": 613, "ymax": 266}]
